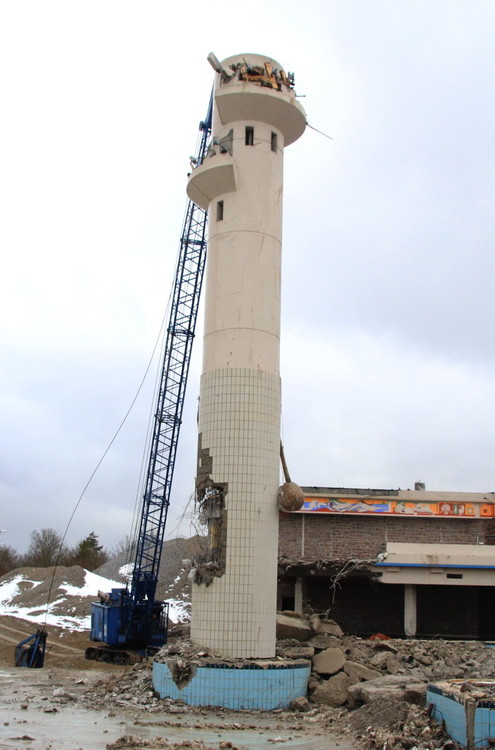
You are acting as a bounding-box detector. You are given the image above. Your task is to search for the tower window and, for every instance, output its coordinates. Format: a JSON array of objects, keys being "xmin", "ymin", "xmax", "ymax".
[
  {"xmin": 216, "ymin": 200, "xmax": 224, "ymax": 221},
  {"xmin": 245, "ymin": 126, "xmax": 254, "ymax": 145},
  {"xmin": 271, "ymin": 132, "xmax": 278, "ymax": 152}
]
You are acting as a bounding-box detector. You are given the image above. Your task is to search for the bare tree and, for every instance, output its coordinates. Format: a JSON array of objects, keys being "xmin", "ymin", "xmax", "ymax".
[
  {"xmin": 110, "ymin": 535, "xmax": 136, "ymax": 561},
  {"xmin": 0, "ymin": 545, "xmax": 20, "ymax": 577},
  {"xmin": 23, "ymin": 528, "xmax": 69, "ymax": 567}
]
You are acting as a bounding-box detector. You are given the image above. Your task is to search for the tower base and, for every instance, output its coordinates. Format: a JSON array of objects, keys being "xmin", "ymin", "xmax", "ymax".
[{"xmin": 152, "ymin": 658, "xmax": 310, "ymax": 711}]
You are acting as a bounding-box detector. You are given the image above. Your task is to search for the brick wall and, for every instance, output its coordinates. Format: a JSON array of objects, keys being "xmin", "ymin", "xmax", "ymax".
[
  {"xmin": 483, "ymin": 519, "xmax": 495, "ymax": 544},
  {"xmin": 278, "ymin": 512, "xmax": 491, "ymax": 561}
]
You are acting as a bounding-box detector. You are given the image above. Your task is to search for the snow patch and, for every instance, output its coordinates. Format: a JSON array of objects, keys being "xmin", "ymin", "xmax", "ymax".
[
  {"xmin": 118, "ymin": 563, "xmax": 134, "ymax": 581},
  {"xmin": 168, "ymin": 598, "xmax": 190, "ymax": 624},
  {"xmin": 0, "ymin": 575, "xmax": 24, "ymax": 604},
  {"xmin": 61, "ymin": 570, "xmax": 122, "ymax": 597},
  {"xmin": 0, "ymin": 568, "xmax": 124, "ymax": 632}
]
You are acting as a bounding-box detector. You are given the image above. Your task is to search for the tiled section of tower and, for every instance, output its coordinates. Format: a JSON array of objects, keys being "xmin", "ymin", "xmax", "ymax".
[{"xmin": 187, "ymin": 54, "xmax": 306, "ymax": 659}]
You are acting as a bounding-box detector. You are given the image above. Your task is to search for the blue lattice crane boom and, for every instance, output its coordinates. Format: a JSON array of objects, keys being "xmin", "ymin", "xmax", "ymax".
[{"xmin": 87, "ymin": 96, "xmax": 212, "ymax": 660}]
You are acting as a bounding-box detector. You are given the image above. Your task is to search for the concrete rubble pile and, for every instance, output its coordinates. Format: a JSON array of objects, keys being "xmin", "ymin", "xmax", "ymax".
[
  {"xmin": 339, "ymin": 697, "xmax": 460, "ymax": 750},
  {"xmin": 275, "ymin": 611, "xmax": 495, "ymax": 708},
  {"xmin": 79, "ymin": 662, "xmax": 169, "ymax": 713},
  {"xmin": 277, "ymin": 611, "xmax": 489, "ymax": 748},
  {"xmin": 74, "ymin": 611, "xmax": 495, "ymax": 748},
  {"xmin": 106, "ymin": 738, "xmax": 229, "ymax": 749}
]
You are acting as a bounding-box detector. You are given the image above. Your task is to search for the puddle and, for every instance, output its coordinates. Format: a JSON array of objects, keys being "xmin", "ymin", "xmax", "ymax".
[
  {"xmin": 0, "ymin": 667, "xmax": 353, "ymax": 749},
  {"xmin": 0, "ymin": 705, "xmax": 136, "ymax": 749},
  {"xmin": 0, "ymin": 703, "xmax": 352, "ymax": 749}
]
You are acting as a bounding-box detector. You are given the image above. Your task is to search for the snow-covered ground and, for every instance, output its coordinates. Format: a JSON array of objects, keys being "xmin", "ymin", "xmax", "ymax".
[
  {"xmin": 0, "ymin": 569, "xmax": 122, "ymax": 631},
  {"xmin": 0, "ymin": 566, "xmax": 190, "ymax": 632},
  {"xmin": 167, "ymin": 598, "xmax": 189, "ymax": 623}
]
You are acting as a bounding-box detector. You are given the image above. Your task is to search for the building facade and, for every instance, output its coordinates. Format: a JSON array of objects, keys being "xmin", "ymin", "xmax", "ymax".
[{"xmin": 278, "ymin": 485, "xmax": 495, "ymax": 639}]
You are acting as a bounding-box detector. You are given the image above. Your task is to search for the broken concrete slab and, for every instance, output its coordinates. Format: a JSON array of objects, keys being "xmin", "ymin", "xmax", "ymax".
[
  {"xmin": 369, "ymin": 651, "xmax": 390, "ymax": 669},
  {"xmin": 369, "ymin": 650, "xmax": 404, "ymax": 674},
  {"xmin": 309, "ymin": 614, "xmax": 321, "ymax": 632},
  {"xmin": 276, "ymin": 613, "xmax": 342, "ymax": 641},
  {"xmin": 359, "ymin": 679, "xmax": 426, "ymax": 705},
  {"xmin": 276, "ymin": 613, "xmax": 313, "ymax": 641},
  {"xmin": 371, "ymin": 640, "xmax": 398, "ymax": 653},
  {"xmin": 289, "ymin": 695, "xmax": 310, "ymax": 712},
  {"xmin": 348, "ymin": 674, "xmax": 427, "ymax": 706},
  {"xmin": 307, "ymin": 676, "xmax": 320, "ymax": 693},
  {"xmin": 280, "ymin": 646, "xmax": 315, "ymax": 659},
  {"xmin": 312, "ymin": 647, "xmax": 345, "ymax": 676},
  {"xmin": 318, "ymin": 619, "xmax": 344, "ymax": 637},
  {"xmin": 384, "ymin": 654, "xmax": 402, "ymax": 674},
  {"xmin": 343, "ymin": 660, "xmax": 381, "ymax": 685},
  {"xmin": 311, "ymin": 671, "xmax": 351, "ymax": 707},
  {"xmin": 413, "ymin": 651, "xmax": 433, "ymax": 666},
  {"xmin": 307, "ymin": 634, "xmax": 341, "ymax": 650}
]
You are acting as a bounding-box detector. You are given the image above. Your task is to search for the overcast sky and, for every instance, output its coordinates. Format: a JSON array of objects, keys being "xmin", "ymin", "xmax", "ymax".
[{"xmin": 1, "ymin": 1, "xmax": 495, "ymax": 554}]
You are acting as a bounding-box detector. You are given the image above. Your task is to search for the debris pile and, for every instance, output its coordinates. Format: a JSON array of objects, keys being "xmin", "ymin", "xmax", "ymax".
[
  {"xmin": 275, "ymin": 612, "xmax": 488, "ymax": 748},
  {"xmin": 78, "ymin": 662, "xmax": 167, "ymax": 712},
  {"xmin": 0, "ymin": 558, "xmax": 489, "ymax": 750},
  {"xmin": 439, "ymin": 678, "xmax": 495, "ymax": 702},
  {"xmin": 79, "ymin": 652, "xmax": 462, "ymax": 750},
  {"xmin": 339, "ymin": 697, "xmax": 461, "ymax": 749},
  {"xmin": 276, "ymin": 611, "xmax": 495, "ymax": 712},
  {"xmin": 154, "ymin": 638, "xmax": 225, "ymax": 665},
  {"xmin": 74, "ymin": 611, "xmax": 495, "ymax": 748},
  {"xmin": 106, "ymin": 739, "xmax": 227, "ymax": 749}
]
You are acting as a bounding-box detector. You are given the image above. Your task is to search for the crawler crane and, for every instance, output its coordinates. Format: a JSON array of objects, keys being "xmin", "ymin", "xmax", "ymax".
[{"xmin": 86, "ymin": 98, "xmax": 212, "ymax": 663}]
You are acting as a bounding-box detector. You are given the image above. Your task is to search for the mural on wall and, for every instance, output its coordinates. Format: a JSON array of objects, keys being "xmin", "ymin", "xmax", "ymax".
[{"xmin": 300, "ymin": 496, "xmax": 494, "ymax": 518}]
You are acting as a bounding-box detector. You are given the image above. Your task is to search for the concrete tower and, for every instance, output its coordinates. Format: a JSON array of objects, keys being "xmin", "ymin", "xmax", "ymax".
[{"xmin": 187, "ymin": 54, "xmax": 306, "ymax": 659}]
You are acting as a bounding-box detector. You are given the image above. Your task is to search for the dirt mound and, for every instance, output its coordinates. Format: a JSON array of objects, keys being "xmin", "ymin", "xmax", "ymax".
[
  {"xmin": 0, "ymin": 536, "xmax": 204, "ymax": 631},
  {"xmin": 0, "ymin": 565, "xmax": 121, "ymax": 629},
  {"xmin": 343, "ymin": 699, "xmax": 462, "ymax": 749},
  {"xmin": 5, "ymin": 565, "xmax": 85, "ymax": 606},
  {"xmin": 96, "ymin": 535, "xmax": 205, "ymax": 624},
  {"xmin": 97, "ymin": 536, "xmax": 204, "ymax": 595}
]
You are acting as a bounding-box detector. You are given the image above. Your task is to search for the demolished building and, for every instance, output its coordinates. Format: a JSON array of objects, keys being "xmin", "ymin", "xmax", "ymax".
[{"xmin": 278, "ymin": 483, "xmax": 495, "ymax": 640}]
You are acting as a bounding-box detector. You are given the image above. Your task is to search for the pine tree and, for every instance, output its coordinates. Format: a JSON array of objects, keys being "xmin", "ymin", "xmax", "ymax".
[{"xmin": 73, "ymin": 532, "xmax": 107, "ymax": 571}]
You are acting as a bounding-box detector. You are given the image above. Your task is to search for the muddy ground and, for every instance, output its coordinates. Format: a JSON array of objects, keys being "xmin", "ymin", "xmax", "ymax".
[{"xmin": 0, "ymin": 616, "xmax": 356, "ymax": 749}]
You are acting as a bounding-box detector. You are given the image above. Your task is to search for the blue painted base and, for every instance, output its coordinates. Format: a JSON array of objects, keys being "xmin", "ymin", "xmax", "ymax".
[
  {"xmin": 153, "ymin": 659, "xmax": 311, "ymax": 710},
  {"xmin": 428, "ymin": 680, "xmax": 495, "ymax": 749}
]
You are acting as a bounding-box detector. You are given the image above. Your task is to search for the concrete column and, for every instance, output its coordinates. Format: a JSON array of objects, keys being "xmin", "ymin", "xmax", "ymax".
[
  {"xmin": 294, "ymin": 577, "xmax": 304, "ymax": 614},
  {"xmin": 187, "ymin": 54, "xmax": 306, "ymax": 659},
  {"xmin": 404, "ymin": 584, "xmax": 417, "ymax": 637}
]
